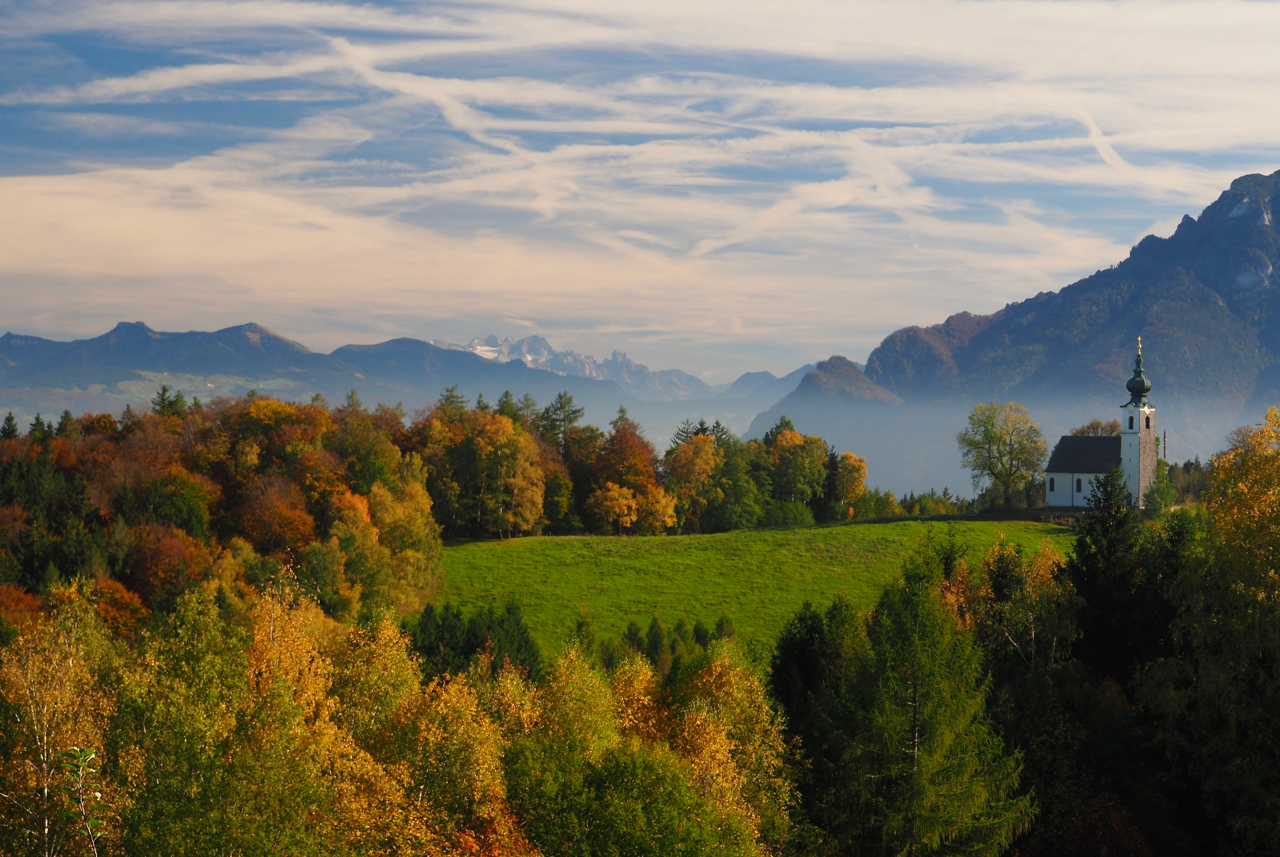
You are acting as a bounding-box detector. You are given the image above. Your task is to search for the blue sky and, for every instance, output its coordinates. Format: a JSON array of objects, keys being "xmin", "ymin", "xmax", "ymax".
[{"xmin": 2, "ymin": 0, "xmax": 1280, "ymax": 380}]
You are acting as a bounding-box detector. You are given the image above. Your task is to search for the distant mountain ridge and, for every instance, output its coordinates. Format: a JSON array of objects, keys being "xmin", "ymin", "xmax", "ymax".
[
  {"xmin": 751, "ymin": 170, "xmax": 1280, "ymax": 491},
  {"xmin": 862, "ymin": 171, "xmax": 1280, "ymax": 411},
  {"xmin": 0, "ymin": 322, "xmax": 817, "ymax": 447},
  {"xmin": 429, "ymin": 334, "xmax": 713, "ymax": 401}
]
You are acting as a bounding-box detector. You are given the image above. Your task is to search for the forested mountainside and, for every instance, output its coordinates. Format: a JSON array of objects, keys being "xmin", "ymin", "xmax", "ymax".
[
  {"xmin": 756, "ymin": 171, "xmax": 1280, "ymax": 489},
  {"xmin": 863, "ymin": 170, "xmax": 1280, "ymax": 411}
]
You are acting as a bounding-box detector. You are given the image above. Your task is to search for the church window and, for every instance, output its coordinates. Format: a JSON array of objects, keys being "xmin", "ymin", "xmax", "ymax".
[
  {"xmin": 1145, "ymin": 416, "xmax": 1150, "ymax": 429},
  {"xmin": 1129, "ymin": 416, "xmax": 1134, "ymax": 430},
  {"xmin": 1076, "ymin": 478, "xmax": 1082, "ymax": 492},
  {"xmin": 1049, "ymin": 477, "xmax": 1055, "ymax": 492}
]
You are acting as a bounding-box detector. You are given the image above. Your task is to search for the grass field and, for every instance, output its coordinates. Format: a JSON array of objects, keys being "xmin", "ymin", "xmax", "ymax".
[{"xmin": 440, "ymin": 519, "xmax": 1076, "ymax": 657}]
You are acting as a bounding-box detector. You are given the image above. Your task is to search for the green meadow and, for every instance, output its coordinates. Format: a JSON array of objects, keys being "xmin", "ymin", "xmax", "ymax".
[{"xmin": 439, "ymin": 518, "xmax": 1075, "ymax": 656}]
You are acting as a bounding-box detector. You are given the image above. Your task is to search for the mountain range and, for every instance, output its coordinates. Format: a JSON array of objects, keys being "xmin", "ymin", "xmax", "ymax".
[
  {"xmin": 428, "ymin": 335, "xmax": 717, "ymax": 401},
  {"xmin": 750, "ymin": 169, "xmax": 1280, "ymax": 490},
  {"xmin": 5, "ymin": 170, "xmax": 1280, "ymax": 493},
  {"xmin": 0, "ymin": 323, "xmax": 814, "ymax": 446}
]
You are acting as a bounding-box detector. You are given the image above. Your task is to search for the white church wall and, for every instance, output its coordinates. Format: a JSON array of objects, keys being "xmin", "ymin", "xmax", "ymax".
[{"xmin": 1046, "ymin": 472, "xmax": 1105, "ymax": 507}]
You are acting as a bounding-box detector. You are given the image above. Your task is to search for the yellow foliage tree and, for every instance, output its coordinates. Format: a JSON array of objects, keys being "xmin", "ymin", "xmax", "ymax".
[
  {"xmin": 388, "ymin": 673, "xmax": 515, "ymax": 848},
  {"xmin": 541, "ymin": 645, "xmax": 619, "ymax": 760},
  {"xmin": 830, "ymin": 452, "xmax": 868, "ymax": 520},
  {"xmin": 664, "ymin": 435, "xmax": 724, "ymax": 532},
  {"xmin": 586, "ymin": 482, "xmax": 638, "ymax": 535},
  {"xmin": 770, "ymin": 430, "xmax": 828, "ymax": 505},
  {"xmin": 230, "ymin": 594, "xmax": 439, "ymax": 856},
  {"xmin": 0, "ymin": 597, "xmax": 115, "ymax": 857},
  {"xmin": 610, "ymin": 655, "xmax": 667, "ymax": 744},
  {"xmin": 674, "ymin": 641, "xmax": 794, "ymax": 850},
  {"xmin": 1203, "ymin": 406, "xmax": 1280, "ymax": 593},
  {"xmin": 633, "ymin": 484, "xmax": 676, "ymax": 535}
]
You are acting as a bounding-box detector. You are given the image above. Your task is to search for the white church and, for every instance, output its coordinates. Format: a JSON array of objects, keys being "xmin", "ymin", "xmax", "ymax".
[{"xmin": 1044, "ymin": 340, "xmax": 1158, "ymax": 508}]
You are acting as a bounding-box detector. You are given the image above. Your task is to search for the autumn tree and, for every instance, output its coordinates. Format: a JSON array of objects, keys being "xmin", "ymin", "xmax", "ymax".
[
  {"xmin": 1070, "ymin": 418, "xmax": 1121, "ymax": 437},
  {"xmin": 0, "ymin": 595, "xmax": 115, "ymax": 857},
  {"xmin": 589, "ymin": 416, "xmax": 673, "ymax": 534},
  {"xmin": 768, "ymin": 430, "xmax": 828, "ymax": 514},
  {"xmin": 663, "ymin": 434, "xmax": 724, "ymax": 533},
  {"xmin": 238, "ymin": 474, "xmax": 316, "ymax": 555},
  {"xmin": 586, "ymin": 483, "xmax": 638, "ymax": 535},
  {"xmin": 957, "ymin": 401, "xmax": 1048, "ymax": 509},
  {"xmin": 825, "ymin": 451, "xmax": 867, "ymax": 520}
]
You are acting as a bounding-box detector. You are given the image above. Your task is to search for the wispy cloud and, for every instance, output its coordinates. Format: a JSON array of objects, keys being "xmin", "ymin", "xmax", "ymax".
[{"xmin": 1, "ymin": 0, "xmax": 1277, "ymax": 376}]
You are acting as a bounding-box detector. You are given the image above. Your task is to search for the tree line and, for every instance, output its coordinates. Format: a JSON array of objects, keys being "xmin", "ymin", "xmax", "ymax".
[
  {"xmin": 0, "ymin": 384, "xmax": 943, "ymax": 658},
  {"xmin": 3, "ymin": 405, "xmax": 1279, "ymax": 854},
  {"xmin": 4, "ymin": 390, "xmax": 1277, "ymax": 855}
]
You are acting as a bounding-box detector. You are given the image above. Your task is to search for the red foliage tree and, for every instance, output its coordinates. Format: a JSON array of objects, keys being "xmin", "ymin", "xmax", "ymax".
[
  {"xmin": 128, "ymin": 524, "xmax": 210, "ymax": 608},
  {"xmin": 238, "ymin": 474, "xmax": 317, "ymax": 556}
]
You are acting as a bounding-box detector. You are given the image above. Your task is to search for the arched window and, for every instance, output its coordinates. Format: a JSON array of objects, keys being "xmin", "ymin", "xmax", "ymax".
[
  {"xmin": 1049, "ymin": 477, "xmax": 1055, "ymax": 492},
  {"xmin": 1145, "ymin": 416, "xmax": 1150, "ymax": 429},
  {"xmin": 1129, "ymin": 415, "xmax": 1134, "ymax": 430},
  {"xmin": 1076, "ymin": 478, "xmax": 1082, "ymax": 492}
]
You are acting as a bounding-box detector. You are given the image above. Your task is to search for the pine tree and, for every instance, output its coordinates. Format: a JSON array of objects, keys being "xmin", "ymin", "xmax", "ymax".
[
  {"xmin": 855, "ymin": 556, "xmax": 1034, "ymax": 855},
  {"xmin": 1066, "ymin": 467, "xmax": 1173, "ymax": 682},
  {"xmin": 495, "ymin": 390, "xmax": 519, "ymax": 420},
  {"xmin": 537, "ymin": 392, "xmax": 585, "ymax": 456},
  {"xmin": 150, "ymin": 385, "xmax": 187, "ymax": 418},
  {"xmin": 773, "ymin": 555, "xmax": 1033, "ymax": 855},
  {"xmin": 0, "ymin": 412, "xmax": 17, "ymax": 440},
  {"xmin": 761, "ymin": 416, "xmax": 796, "ymax": 447},
  {"xmin": 55, "ymin": 409, "xmax": 80, "ymax": 440}
]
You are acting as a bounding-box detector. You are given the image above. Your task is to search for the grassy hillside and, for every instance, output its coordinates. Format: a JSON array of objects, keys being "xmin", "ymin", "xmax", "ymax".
[{"xmin": 440, "ymin": 519, "xmax": 1075, "ymax": 656}]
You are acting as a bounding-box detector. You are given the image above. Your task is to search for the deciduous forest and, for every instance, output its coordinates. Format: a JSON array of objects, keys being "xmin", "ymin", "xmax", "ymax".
[{"xmin": 0, "ymin": 388, "xmax": 1277, "ymax": 855}]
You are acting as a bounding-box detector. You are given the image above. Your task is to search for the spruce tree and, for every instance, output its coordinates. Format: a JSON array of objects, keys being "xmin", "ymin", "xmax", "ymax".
[
  {"xmin": 0, "ymin": 412, "xmax": 17, "ymax": 440},
  {"xmin": 151, "ymin": 384, "xmax": 188, "ymax": 417},
  {"xmin": 854, "ymin": 555, "xmax": 1034, "ymax": 855},
  {"xmin": 1067, "ymin": 467, "xmax": 1172, "ymax": 682},
  {"xmin": 55, "ymin": 409, "xmax": 80, "ymax": 439},
  {"xmin": 773, "ymin": 555, "xmax": 1033, "ymax": 855}
]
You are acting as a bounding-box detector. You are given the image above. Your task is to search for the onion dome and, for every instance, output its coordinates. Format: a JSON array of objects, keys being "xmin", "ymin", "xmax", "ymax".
[{"xmin": 1125, "ymin": 337, "xmax": 1152, "ymax": 406}]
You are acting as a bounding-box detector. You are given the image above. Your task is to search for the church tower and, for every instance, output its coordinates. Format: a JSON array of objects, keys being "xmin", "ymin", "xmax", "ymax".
[{"xmin": 1119, "ymin": 338, "xmax": 1157, "ymax": 507}]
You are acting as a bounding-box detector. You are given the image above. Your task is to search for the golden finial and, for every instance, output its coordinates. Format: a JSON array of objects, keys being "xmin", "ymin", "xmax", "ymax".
[{"xmin": 1137, "ymin": 335, "xmax": 1142, "ymax": 356}]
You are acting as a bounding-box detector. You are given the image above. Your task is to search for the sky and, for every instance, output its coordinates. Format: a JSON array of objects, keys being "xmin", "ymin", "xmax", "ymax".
[{"xmin": 2, "ymin": 0, "xmax": 1280, "ymax": 381}]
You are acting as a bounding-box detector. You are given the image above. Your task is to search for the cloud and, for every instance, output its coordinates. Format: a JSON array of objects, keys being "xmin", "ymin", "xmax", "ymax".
[{"xmin": 1, "ymin": 0, "xmax": 1279, "ymax": 377}]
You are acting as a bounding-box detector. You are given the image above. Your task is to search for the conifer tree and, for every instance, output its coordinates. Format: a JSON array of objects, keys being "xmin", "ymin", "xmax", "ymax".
[
  {"xmin": 150, "ymin": 385, "xmax": 188, "ymax": 418},
  {"xmin": 55, "ymin": 409, "xmax": 80, "ymax": 440},
  {"xmin": 538, "ymin": 391, "xmax": 585, "ymax": 455},
  {"xmin": 855, "ymin": 555, "xmax": 1033, "ymax": 855},
  {"xmin": 0, "ymin": 412, "xmax": 16, "ymax": 440},
  {"xmin": 773, "ymin": 554, "xmax": 1033, "ymax": 855}
]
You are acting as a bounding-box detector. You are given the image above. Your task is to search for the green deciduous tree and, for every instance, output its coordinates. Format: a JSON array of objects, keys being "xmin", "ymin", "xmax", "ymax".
[{"xmin": 957, "ymin": 402, "xmax": 1048, "ymax": 509}]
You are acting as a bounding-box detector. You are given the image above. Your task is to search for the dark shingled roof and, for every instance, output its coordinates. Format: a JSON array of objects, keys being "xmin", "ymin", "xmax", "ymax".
[{"xmin": 1046, "ymin": 435, "xmax": 1121, "ymax": 474}]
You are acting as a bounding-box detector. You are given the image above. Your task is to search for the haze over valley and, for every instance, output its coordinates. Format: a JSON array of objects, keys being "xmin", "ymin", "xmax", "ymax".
[{"xmin": 6, "ymin": 170, "xmax": 1280, "ymax": 493}]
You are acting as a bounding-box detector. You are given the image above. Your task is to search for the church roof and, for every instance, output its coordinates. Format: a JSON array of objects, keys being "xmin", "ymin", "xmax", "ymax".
[{"xmin": 1046, "ymin": 435, "xmax": 1121, "ymax": 474}]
